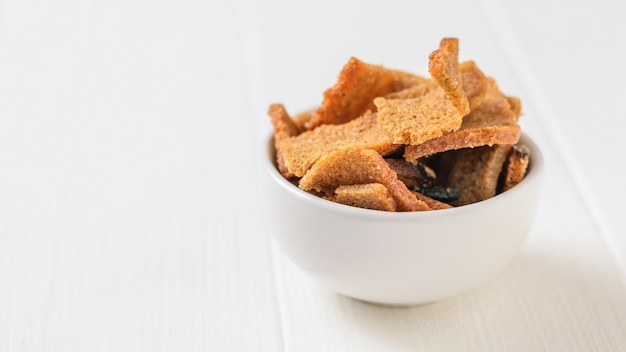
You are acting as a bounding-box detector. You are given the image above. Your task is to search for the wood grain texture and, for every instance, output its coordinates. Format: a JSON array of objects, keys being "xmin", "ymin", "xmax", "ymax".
[
  {"xmin": 0, "ymin": 0, "xmax": 625, "ymax": 351},
  {"xmin": 0, "ymin": 0, "xmax": 282, "ymax": 351}
]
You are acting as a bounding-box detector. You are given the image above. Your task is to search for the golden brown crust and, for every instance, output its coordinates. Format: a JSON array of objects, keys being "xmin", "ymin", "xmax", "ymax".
[
  {"xmin": 404, "ymin": 77, "xmax": 520, "ymax": 161},
  {"xmin": 412, "ymin": 191, "xmax": 453, "ymax": 210},
  {"xmin": 268, "ymin": 104, "xmax": 302, "ymax": 177},
  {"xmin": 428, "ymin": 38, "xmax": 471, "ymax": 116},
  {"xmin": 299, "ymin": 148, "xmax": 431, "ymax": 211},
  {"xmin": 332, "ymin": 183, "xmax": 398, "ymax": 211},
  {"xmin": 506, "ymin": 96, "xmax": 522, "ymax": 119},
  {"xmin": 383, "ymin": 77, "xmax": 438, "ymax": 99},
  {"xmin": 294, "ymin": 111, "xmax": 313, "ymax": 132},
  {"xmin": 373, "ymin": 89, "xmax": 463, "ymax": 145},
  {"xmin": 277, "ymin": 111, "xmax": 400, "ymax": 178},
  {"xmin": 403, "ymin": 125, "xmax": 520, "ymax": 161},
  {"xmin": 459, "ymin": 60, "xmax": 488, "ymax": 109},
  {"xmin": 501, "ymin": 144, "xmax": 530, "ymax": 192},
  {"xmin": 443, "ymin": 145, "xmax": 513, "ymax": 206},
  {"xmin": 268, "ymin": 103, "xmax": 301, "ymax": 140},
  {"xmin": 306, "ymin": 57, "xmax": 423, "ymax": 130}
]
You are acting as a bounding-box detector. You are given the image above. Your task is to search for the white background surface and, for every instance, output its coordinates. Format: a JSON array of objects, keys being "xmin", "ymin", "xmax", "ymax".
[{"xmin": 0, "ymin": 0, "xmax": 625, "ymax": 350}]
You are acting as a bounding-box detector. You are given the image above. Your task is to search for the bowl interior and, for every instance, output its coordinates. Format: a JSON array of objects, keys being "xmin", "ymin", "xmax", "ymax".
[{"xmin": 264, "ymin": 131, "xmax": 544, "ymax": 217}]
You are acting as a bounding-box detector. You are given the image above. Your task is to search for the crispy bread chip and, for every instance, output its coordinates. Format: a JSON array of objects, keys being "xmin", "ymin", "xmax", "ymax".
[
  {"xmin": 268, "ymin": 37, "xmax": 529, "ymax": 211},
  {"xmin": 294, "ymin": 111, "xmax": 313, "ymax": 132},
  {"xmin": 332, "ymin": 183, "xmax": 398, "ymax": 211},
  {"xmin": 404, "ymin": 77, "xmax": 521, "ymax": 161},
  {"xmin": 385, "ymin": 158, "xmax": 436, "ymax": 189},
  {"xmin": 500, "ymin": 144, "xmax": 530, "ymax": 192},
  {"xmin": 383, "ymin": 76, "xmax": 438, "ymax": 99},
  {"xmin": 428, "ymin": 38, "xmax": 471, "ymax": 116},
  {"xmin": 268, "ymin": 103, "xmax": 301, "ymax": 140},
  {"xmin": 459, "ymin": 60, "xmax": 488, "ymax": 109},
  {"xmin": 277, "ymin": 111, "xmax": 400, "ymax": 178},
  {"xmin": 507, "ymin": 96, "xmax": 522, "ymax": 118},
  {"xmin": 268, "ymin": 104, "xmax": 302, "ymax": 177},
  {"xmin": 306, "ymin": 57, "xmax": 423, "ymax": 130},
  {"xmin": 412, "ymin": 191, "xmax": 453, "ymax": 210},
  {"xmin": 299, "ymin": 148, "xmax": 431, "ymax": 211},
  {"xmin": 373, "ymin": 89, "xmax": 463, "ymax": 145},
  {"xmin": 441, "ymin": 145, "xmax": 513, "ymax": 206}
]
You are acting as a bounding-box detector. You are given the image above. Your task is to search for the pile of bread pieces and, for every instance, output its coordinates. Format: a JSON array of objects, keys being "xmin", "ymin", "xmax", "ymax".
[{"xmin": 268, "ymin": 38, "xmax": 530, "ymax": 212}]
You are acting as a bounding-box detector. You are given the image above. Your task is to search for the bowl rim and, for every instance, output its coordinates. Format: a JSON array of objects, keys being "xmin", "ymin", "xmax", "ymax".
[{"xmin": 262, "ymin": 131, "xmax": 544, "ymax": 220}]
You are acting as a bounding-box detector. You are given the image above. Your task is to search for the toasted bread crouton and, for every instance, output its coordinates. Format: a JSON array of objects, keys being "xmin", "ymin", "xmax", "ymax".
[
  {"xmin": 385, "ymin": 158, "xmax": 436, "ymax": 190},
  {"xmin": 507, "ymin": 96, "xmax": 522, "ymax": 118},
  {"xmin": 412, "ymin": 191, "xmax": 453, "ymax": 210},
  {"xmin": 383, "ymin": 76, "xmax": 439, "ymax": 99},
  {"xmin": 459, "ymin": 60, "xmax": 488, "ymax": 109},
  {"xmin": 294, "ymin": 111, "xmax": 313, "ymax": 132},
  {"xmin": 299, "ymin": 148, "xmax": 431, "ymax": 211},
  {"xmin": 441, "ymin": 144, "xmax": 513, "ymax": 206},
  {"xmin": 373, "ymin": 89, "xmax": 463, "ymax": 145},
  {"xmin": 428, "ymin": 38, "xmax": 471, "ymax": 116},
  {"xmin": 331, "ymin": 183, "xmax": 398, "ymax": 211},
  {"xmin": 404, "ymin": 77, "xmax": 520, "ymax": 161},
  {"xmin": 500, "ymin": 144, "xmax": 530, "ymax": 192},
  {"xmin": 306, "ymin": 57, "xmax": 424, "ymax": 130},
  {"xmin": 277, "ymin": 111, "xmax": 400, "ymax": 178},
  {"xmin": 268, "ymin": 104, "xmax": 302, "ymax": 177},
  {"xmin": 268, "ymin": 103, "xmax": 301, "ymax": 140}
]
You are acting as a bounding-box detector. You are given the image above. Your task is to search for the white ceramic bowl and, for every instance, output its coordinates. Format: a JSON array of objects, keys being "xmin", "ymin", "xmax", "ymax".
[{"xmin": 260, "ymin": 132, "xmax": 544, "ymax": 306}]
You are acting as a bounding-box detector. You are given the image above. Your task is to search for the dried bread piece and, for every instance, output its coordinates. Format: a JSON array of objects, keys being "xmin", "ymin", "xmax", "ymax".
[
  {"xmin": 268, "ymin": 104, "xmax": 302, "ymax": 177},
  {"xmin": 294, "ymin": 111, "xmax": 313, "ymax": 132},
  {"xmin": 299, "ymin": 148, "xmax": 431, "ymax": 211},
  {"xmin": 428, "ymin": 38, "xmax": 471, "ymax": 116},
  {"xmin": 268, "ymin": 103, "xmax": 301, "ymax": 140},
  {"xmin": 412, "ymin": 191, "xmax": 453, "ymax": 210},
  {"xmin": 306, "ymin": 57, "xmax": 424, "ymax": 130},
  {"xmin": 268, "ymin": 37, "xmax": 529, "ymax": 212},
  {"xmin": 459, "ymin": 60, "xmax": 488, "ymax": 109},
  {"xmin": 385, "ymin": 158, "xmax": 436, "ymax": 190},
  {"xmin": 374, "ymin": 38, "xmax": 472, "ymax": 145},
  {"xmin": 507, "ymin": 96, "xmax": 522, "ymax": 118},
  {"xmin": 383, "ymin": 77, "xmax": 438, "ymax": 99},
  {"xmin": 373, "ymin": 89, "xmax": 463, "ymax": 145},
  {"xmin": 441, "ymin": 144, "xmax": 513, "ymax": 206},
  {"xmin": 404, "ymin": 77, "xmax": 520, "ymax": 161},
  {"xmin": 277, "ymin": 111, "xmax": 400, "ymax": 178},
  {"xmin": 331, "ymin": 183, "xmax": 398, "ymax": 211},
  {"xmin": 500, "ymin": 144, "xmax": 530, "ymax": 192}
]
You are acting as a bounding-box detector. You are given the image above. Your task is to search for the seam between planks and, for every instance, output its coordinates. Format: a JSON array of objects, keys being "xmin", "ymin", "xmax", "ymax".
[
  {"xmin": 476, "ymin": 0, "xmax": 626, "ymax": 281},
  {"xmin": 233, "ymin": 0, "xmax": 288, "ymax": 351}
]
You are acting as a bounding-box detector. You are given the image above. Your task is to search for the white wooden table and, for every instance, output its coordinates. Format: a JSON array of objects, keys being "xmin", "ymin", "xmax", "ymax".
[{"xmin": 1, "ymin": 0, "xmax": 625, "ymax": 350}]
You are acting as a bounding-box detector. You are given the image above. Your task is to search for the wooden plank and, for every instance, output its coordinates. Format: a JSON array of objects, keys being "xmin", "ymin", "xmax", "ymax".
[
  {"xmin": 256, "ymin": 1, "xmax": 626, "ymax": 350},
  {"xmin": 491, "ymin": 0, "xmax": 626, "ymax": 270},
  {"xmin": 0, "ymin": 1, "xmax": 283, "ymax": 351}
]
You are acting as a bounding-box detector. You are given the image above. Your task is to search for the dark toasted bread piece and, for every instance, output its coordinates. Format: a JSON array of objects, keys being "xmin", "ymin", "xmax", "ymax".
[
  {"xmin": 500, "ymin": 144, "xmax": 530, "ymax": 192},
  {"xmin": 385, "ymin": 158, "xmax": 436, "ymax": 190},
  {"xmin": 441, "ymin": 144, "xmax": 513, "ymax": 206}
]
